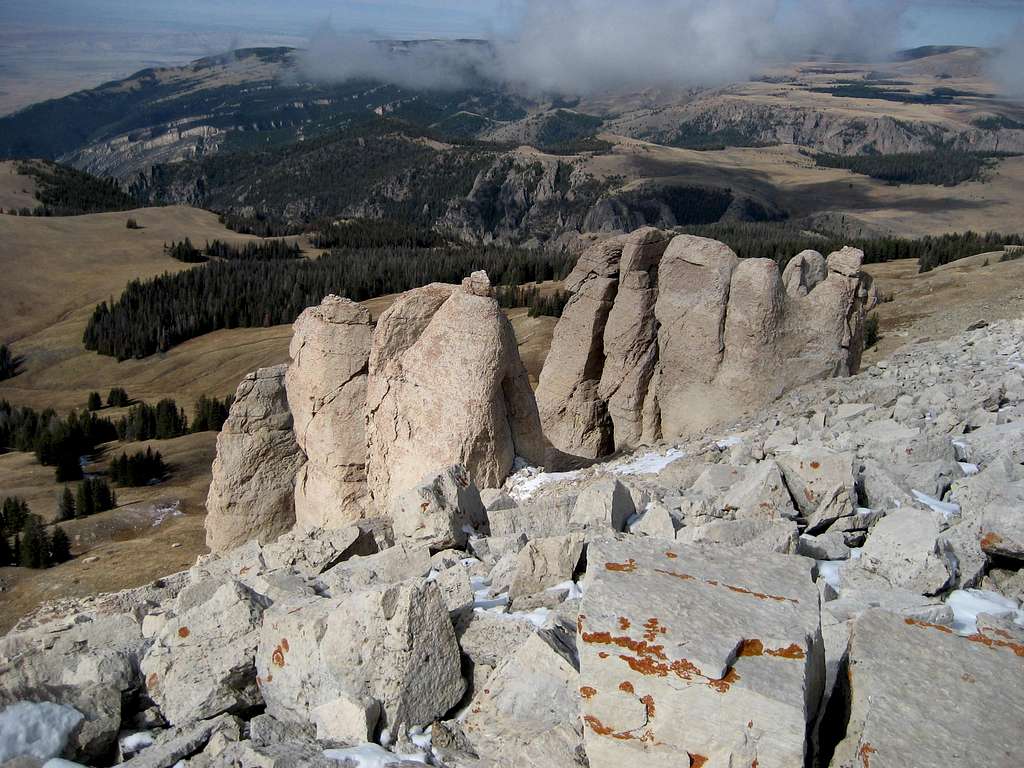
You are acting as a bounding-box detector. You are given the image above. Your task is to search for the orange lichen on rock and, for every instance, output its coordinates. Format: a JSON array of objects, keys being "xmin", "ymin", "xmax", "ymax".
[
  {"xmin": 980, "ymin": 531, "xmax": 1004, "ymax": 550},
  {"xmin": 655, "ymin": 567, "xmax": 695, "ymax": 582},
  {"xmin": 618, "ymin": 617, "xmax": 631, "ymax": 630},
  {"xmin": 738, "ymin": 639, "xmax": 764, "ymax": 656},
  {"xmin": 767, "ymin": 643, "xmax": 805, "ymax": 659},
  {"xmin": 643, "ymin": 618, "xmax": 667, "ymax": 642},
  {"xmin": 707, "ymin": 667, "xmax": 740, "ymax": 693},
  {"xmin": 724, "ymin": 583, "xmax": 799, "ymax": 604},
  {"xmin": 618, "ymin": 681, "xmax": 635, "ymax": 694},
  {"xmin": 582, "ymin": 630, "xmax": 667, "ymax": 661},
  {"xmin": 580, "ymin": 686, "xmax": 598, "ymax": 699},
  {"xmin": 641, "ymin": 694, "xmax": 656, "ymax": 718},
  {"xmin": 271, "ymin": 640, "xmax": 288, "ymax": 668},
  {"xmin": 665, "ymin": 551, "xmax": 678, "ymax": 559},
  {"xmin": 583, "ymin": 714, "xmax": 658, "ymax": 743},
  {"xmin": 177, "ymin": 626, "xmax": 190, "ymax": 638},
  {"xmin": 606, "ymin": 559, "xmax": 638, "ymax": 572},
  {"xmin": 689, "ymin": 753, "xmax": 709, "ymax": 767},
  {"xmin": 810, "ymin": 461, "xmax": 821, "ymax": 469},
  {"xmin": 859, "ymin": 742, "xmax": 877, "ymax": 768}
]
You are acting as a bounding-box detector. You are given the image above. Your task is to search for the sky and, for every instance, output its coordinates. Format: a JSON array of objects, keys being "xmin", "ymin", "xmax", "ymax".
[{"xmin": 0, "ymin": 0, "xmax": 1022, "ymax": 112}]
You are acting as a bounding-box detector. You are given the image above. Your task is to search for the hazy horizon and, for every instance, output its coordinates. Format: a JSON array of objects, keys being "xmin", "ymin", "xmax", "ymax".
[{"xmin": 1, "ymin": 0, "xmax": 1022, "ymax": 114}]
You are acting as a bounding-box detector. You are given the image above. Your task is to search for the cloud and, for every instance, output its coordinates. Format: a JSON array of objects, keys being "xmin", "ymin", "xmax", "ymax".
[
  {"xmin": 298, "ymin": 0, "xmax": 918, "ymax": 96},
  {"xmin": 987, "ymin": 22, "xmax": 1024, "ymax": 96}
]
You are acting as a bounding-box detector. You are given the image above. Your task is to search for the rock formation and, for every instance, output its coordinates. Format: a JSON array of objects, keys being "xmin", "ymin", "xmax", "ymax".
[
  {"xmin": 205, "ymin": 366, "xmax": 305, "ymax": 552},
  {"xmin": 285, "ymin": 295, "xmax": 373, "ymax": 529},
  {"xmin": 537, "ymin": 229, "xmax": 873, "ymax": 458},
  {"xmin": 366, "ymin": 272, "xmax": 545, "ymax": 511},
  {"xmin": 5, "ymin": 319, "xmax": 1024, "ymax": 768}
]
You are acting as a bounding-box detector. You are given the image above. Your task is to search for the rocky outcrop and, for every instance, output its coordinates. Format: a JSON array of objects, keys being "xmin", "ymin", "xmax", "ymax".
[
  {"xmin": 366, "ymin": 273, "xmax": 545, "ymax": 510},
  {"xmin": 205, "ymin": 366, "xmax": 305, "ymax": 552},
  {"xmin": 5, "ymin": 312, "xmax": 1024, "ymax": 768},
  {"xmin": 285, "ymin": 296, "xmax": 374, "ymax": 529},
  {"xmin": 538, "ymin": 231, "xmax": 872, "ymax": 457}
]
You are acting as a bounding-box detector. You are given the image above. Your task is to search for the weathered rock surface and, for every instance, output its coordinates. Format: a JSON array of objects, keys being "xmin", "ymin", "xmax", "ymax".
[
  {"xmin": 285, "ymin": 295, "xmax": 374, "ymax": 529},
  {"xmin": 579, "ymin": 536, "xmax": 824, "ymax": 768},
  {"xmin": 206, "ymin": 365, "xmax": 305, "ymax": 552},
  {"xmin": 257, "ymin": 579, "xmax": 464, "ymax": 731},
  {"xmin": 829, "ymin": 609, "xmax": 1024, "ymax": 768},
  {"xmin": 538, "ymin": 232, "xmax": 871, "ymax": 456},
  {"xmin": 367, "ymin": 277, "xmax": 545, "ymax": 510},
  {"xmin": 390, "ymin": 465, "xmax": 487, "ymax": 550}
]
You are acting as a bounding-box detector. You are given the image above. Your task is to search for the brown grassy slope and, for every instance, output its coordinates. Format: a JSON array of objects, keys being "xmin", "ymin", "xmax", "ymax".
[
  {"xmin": 863, "ymin": 253, "xmax": 1024, "ymax": 363},
  {"xmin": 0, "ymin": 161, "xmax": 38, "ymax": 211}
]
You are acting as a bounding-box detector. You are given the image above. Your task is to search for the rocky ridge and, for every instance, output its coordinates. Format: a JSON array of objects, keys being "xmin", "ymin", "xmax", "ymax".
[{"xmin": 2, "ymin": 295, "xmax": 1023, "ymax": 766}]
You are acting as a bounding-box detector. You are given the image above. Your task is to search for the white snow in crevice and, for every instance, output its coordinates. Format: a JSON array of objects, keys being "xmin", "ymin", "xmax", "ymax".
[
  {"xmin": 957, "ymin": 462, "xmax": 980, "ymax": 476},
  {"xmin": 42, "ymin": 761, "xmax": 88, "ymax": 768},
  {"xmin": 120, "ymin": 731, "xmax": 154, "ymax": 755},
  {"xmin": 507, "ymin": 607, "xmax": 552, "ymax": 629},
  {"xmin": 849, "ymin": 547, "xmax": 863, "ymax": 560},
  {"xmin": 946, "ymin": 589, "xmax": 1023, "ymax": 635},
  {"xmin": 856, "ymin": 507, "xmax": 874, "ymax": 516},
  {"xmin": 324, "ymin": 743, "xmax": 425, "ymax": 766},
  {"xmin": 470, "ymin": 576, "xmax": 508, "ymax": 611},
  {"xmin": 505, "ymin": 467, "xmax": 582, "ymax": 501},
  {"xmin": 0, "ymin": 702, "xmax": 84, "ymax": 762},
  {"xmin": 612, "ymin": 448, "xmax": 686, "ymax": 476},
  {"xmin": 714, "ymin": 436, "xmax": 743, "ymax": 450},
  {"xmin": 546, "ymin": 580, "xmax": 584, "ymax": 600},
  {"xmin": 911, "ymin": 489, "xmax": 960, "ymax": 519},
  {"xmin": 816, "ymin": 561, "xmax": 845, "ymax": 591},
  {"xmin": 951, "ymin": 439, "xmax": 969, "ymax": 461}
]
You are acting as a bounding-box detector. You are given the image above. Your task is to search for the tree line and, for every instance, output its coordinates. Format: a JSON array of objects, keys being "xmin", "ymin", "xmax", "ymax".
[
  {"xmin": 0, "ymin": 344, "xmax": 17, "ymax": 380},
  {"xmin": 813, "ymin": 150, "xmax": 1015, "ymax": 187},
  {"xmin": 494, "ymin": 285, "xmax": 571, "ymax": 318},
  {"xmin": 14, "ymin": 160, "xmax": 137, "ymax": 216},
  {"xmin": 167, "ymin": 238, "xmax": 303, "ymax": 263},
  {"xmin": 83, "ymin": 245, "xmax": 574, "ymax": 359},
  {"xmin": 109, "ymin": 448, "xmax": 168, "ymax": 486}
]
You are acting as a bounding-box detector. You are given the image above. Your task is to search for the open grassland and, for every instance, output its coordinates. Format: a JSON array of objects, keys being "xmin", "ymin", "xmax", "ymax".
[{"xmin": 0, "ymin": 161, "xmax": 38, "ymax": 211}]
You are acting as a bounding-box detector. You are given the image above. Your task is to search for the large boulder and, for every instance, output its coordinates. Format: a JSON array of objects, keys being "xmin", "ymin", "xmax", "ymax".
[
  {"xmin": 285, "ymin": 295, "xmax": 374, "ymax": 529},
  {"xmin": 579, "ymin": 536, "xmax": 824, "ymax": 768},
  {"xmin": 256, "ymin": 579, "xmax": 464, "ymax": 731},
  {"xmin": 366, "ymin": 277, "xmax": 544, "ymax": 510},
  {"xmin": 828, "ymin": 609, "xmax": 1024, "ymax": 768},
  {"xmin": 205, "ymin": 365, "xmax": 306, "ymax": 552},
  {"xmin": 140, "ymin": 580, "xmax": 267, "ymax": 726},
  {"xmin": 390, "ymin": 465, "xmax": 487, "ymax": 550},
  {"xmin": 537, "ymin": 233, "xmax": 870, "ymax": 456}
]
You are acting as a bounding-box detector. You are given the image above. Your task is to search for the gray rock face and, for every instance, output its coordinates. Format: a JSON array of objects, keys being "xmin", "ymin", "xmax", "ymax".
[
  {"xmin": 390, "ymin": 465, "xmax": 487, "ymax": 550},
  {"xmin": 829, "ymin": 609, "xmax": 1024, "ymax": 768},
  {"xmin": 579, "ymin": 536, "xmax": 824, "ymax": 768},
  {"xmin": 256, "ymin": 579, "xmax": 464, "ymax": 731},
  {"xmin": 206, "ymin": 365, "xmax": 305, "ymax": 552},
  {"xmin": 285, "ymin": 296, "xmax": 374, "ymax": 529},
  {"xmin": 538, "ymin": 232, "xmax": 870, "ymax": 457},
  {"xmin": 140, "ymin": 580, "xmax": 268, "ymax": 726},
  {"xmin": 367, "ymin": 278, "xmax": 545, "ymax": 511}
]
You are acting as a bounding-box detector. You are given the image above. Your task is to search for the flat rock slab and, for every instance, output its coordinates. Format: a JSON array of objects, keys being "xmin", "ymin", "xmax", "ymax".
[
  {"xmin": 829, "ymin": 608, "xmax": 1024, "ymax": 768},
  {"xmin": 579, "ymin": 536, "xmax": 823, "ymax": 768}
]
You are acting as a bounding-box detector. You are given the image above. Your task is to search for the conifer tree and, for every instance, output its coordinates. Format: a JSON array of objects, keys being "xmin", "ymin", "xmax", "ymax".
[
  {"xmin": 19, "ymin": 515, "xmax": 50, "ymax": 569},
  {"xmin": 50, "ymin": 526, "xmax": 72, "ymax": 564},
  {"xmin": 59, "ymin": 486, "xmax": 76, "ymax": 520}
]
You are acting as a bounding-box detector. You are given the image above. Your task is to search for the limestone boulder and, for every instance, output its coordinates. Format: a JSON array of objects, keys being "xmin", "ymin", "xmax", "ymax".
[
  {"xmin": 829, "ymin": 609, "xmax": 1024, "ymax": 768},
  {"xmin": 391, "ymin": 465, "xmax": 487, "ymax": 550},
  {"xmin": 257, "ymin": 580, "xmax": 464, "ymax": 731},
  {"xmin": 508, "ymin": 533, "xmax": 585, "ymax": 599},
  {"xmin": 206, "ymin": 365, "xmax": 305, "ymax": 552},
  {"xmin": 579, "ymin": 536, "xmax": 823, "ymax": 768},
  {"xmin": 285, "ymin": 296, "xmax": 374, "ymax": 528},
  {"xmin": 140, "ymin": 580, "xmax": 267, "ymax": 726},
  {"xmin": 775, "ymin": 444, "xmax": 856, "ymax": 533},
  {"xmin": 367, "ymin": 280, "xmax": 545, "ymax": 511},
  {"xmin": 858, "ymin": 507, "xmax": 957, "ymax": 595},
  {"xmin": 462, "ymin": 633, "xmax": 585, "ymax": 768}
]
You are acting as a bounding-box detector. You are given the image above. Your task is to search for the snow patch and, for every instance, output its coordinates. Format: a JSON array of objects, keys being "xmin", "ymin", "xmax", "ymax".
[
  {"xmin": 324, "ymin": 743, "xmax": 421, "ymax": 767},
  {"xmin": 505, "ymin": 467, "xmax": 582, "ymax": 501},
  {"xmin": 546, "ymin": 580, "xmax": 584, "ymax": 600},
  {"xmin": 957, "ymin": 462, "xmax": 980, "ymax": 476},
  {"xmin": 120, "ymin": 730, "xmax": 154, "ymax": 755},
  {"xmin": 911, "ymin": 489, "xmax": 960, "ymax": 519},
  {"xmin": 946, "ymin": 589, "xmax": 1022, "ymax": 635},
  {"xmin": 715, "ymin": 436, "xmax": 743, "ymax": 450},
  {"xmin": 0, "ymin": 702, "xmax": 84, "ymax": 762},
  {"xmin": 612, "ymin": 448, "xmax": 685, "ymax": 476},
  {"xmin": 816, "ymin": 560, "xmax": 845, "ymax": 591}
]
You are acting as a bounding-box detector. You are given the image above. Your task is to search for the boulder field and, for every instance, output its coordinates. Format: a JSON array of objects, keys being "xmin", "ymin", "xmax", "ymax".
[{"xmin": 3, "ymin": 242, "xmax": 1023, "ymax": 768}]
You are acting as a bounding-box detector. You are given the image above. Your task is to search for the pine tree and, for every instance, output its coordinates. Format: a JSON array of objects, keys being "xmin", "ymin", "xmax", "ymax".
[
  {"xmin": 50, "ymin": 526, "xmax": 72, "ymax": 563},
  {"xmin": 19, "ymin": 515, "xmax": 50, "ymax": 569},
  {"xmin": 76, "ymin": 483, "xmax": 96, "ymax": 518},
  {"xmin": 59, "ymin": 486, "xmax": 76, "ymax": 520},
  {"xmin": 87, "ymin": 391, "xmax": 102, "ymax": 411},
  {"xmin": 0, "ymin": 533, "xmax": 12, "ymax": 566}
]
